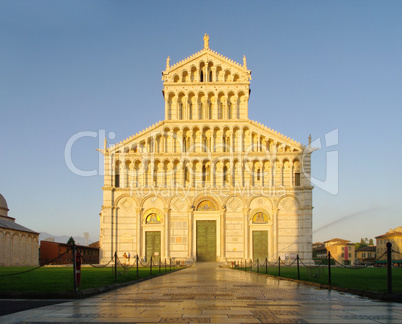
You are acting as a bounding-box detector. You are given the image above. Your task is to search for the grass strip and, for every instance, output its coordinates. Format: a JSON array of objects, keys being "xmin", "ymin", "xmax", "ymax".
[
  {"xmin": 235, "ymin": 266, "xmax": 402, "ymax": 293},
  {"xmin": 0, "ymin": 265, "xmax": 179, "ymax": 293}
]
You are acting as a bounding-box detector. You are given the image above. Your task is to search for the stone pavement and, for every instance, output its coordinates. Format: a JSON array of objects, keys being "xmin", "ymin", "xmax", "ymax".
[{"xmin": 1, "ymin": 262, "xmax": 402, "ymax": 323}]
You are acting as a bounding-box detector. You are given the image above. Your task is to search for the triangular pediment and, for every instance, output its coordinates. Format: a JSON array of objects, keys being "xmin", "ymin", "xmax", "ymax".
[
  {"xmin": 107, "ymin": 119, "xmax": 303, "ymax": 155},
  {"xmin": 163, "ymin": 48, "xmax": 250, "ymax": 81}
]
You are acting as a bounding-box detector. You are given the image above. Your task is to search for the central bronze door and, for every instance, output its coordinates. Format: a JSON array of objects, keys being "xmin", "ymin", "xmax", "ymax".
[
  {"xmin": 145, "ymin": 231, "xmax": 161, "ymax": 262},
  {"xmin": 196, "ymin": 220, "xmax": 216, "ymax": 261},
  {"xmin": 253, "ymin": 230, "xmax": 268, "ymax": 261}
]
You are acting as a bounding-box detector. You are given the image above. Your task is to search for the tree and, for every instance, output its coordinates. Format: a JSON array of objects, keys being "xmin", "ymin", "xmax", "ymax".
[
  {"xmin": 369, "ymin": 238, "xmax": 374, "ymax": 245},
  {"xmin": 67, "ymin": 236, "xmax": 75, "ymax": 245}
]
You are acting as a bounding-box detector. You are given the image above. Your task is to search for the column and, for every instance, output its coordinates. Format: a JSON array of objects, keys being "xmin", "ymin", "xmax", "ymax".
[{"xmin": 164, "ymin": 208, "xmax": 170, "ymax": 259}]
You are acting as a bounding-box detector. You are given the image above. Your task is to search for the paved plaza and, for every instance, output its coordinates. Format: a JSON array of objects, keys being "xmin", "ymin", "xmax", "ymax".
[{"xmin": 1, "ymin": 262, "xmax": 402, "ymax": 323}]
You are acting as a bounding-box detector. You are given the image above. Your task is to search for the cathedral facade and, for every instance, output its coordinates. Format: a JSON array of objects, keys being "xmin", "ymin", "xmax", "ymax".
[{"xmin": 99, "ymin": 35, "xmax": 313, "ymax": 264}]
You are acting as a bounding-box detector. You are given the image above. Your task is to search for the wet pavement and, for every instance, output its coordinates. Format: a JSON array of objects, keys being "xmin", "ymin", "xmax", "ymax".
[{"xmin": 1, "ymin": 262, "xmax": 402, "ymax": 323}]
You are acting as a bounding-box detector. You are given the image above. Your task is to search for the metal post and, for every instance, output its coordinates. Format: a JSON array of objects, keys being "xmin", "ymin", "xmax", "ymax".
[
  {"xmin": 328, "ymin": 251, "xmax": 331, "ymax": 284},
  {"xmin": 257, "ymin": 259, "xmax": 259, "ymax": 273},
  {"xmin": 159, "ymin": 257, "xmax": 161, "ymax": 273},
  {"xmin": 265, "ymin": 257, "xmax": 268, "ymax": 274},
  {"xmin": 73, "ymin": 243, "xmax": 77, "ymax": 292},
  {"xmin": 165, "ymin": 258, "xmax": 167, "ymax": 272},
  {"xmin": 386, "ymin": 242, "xmax": 392, "ymax": 293},
  {"xmin": 170, "ymin": 257, "xmax": 172, "ymax": 270},
  {"xmin": 150, "ymin": 256, "xmax": 153, "ymax": 275},
  {"xmin": 297, "ymin": 255, "xmax": 300, "ymax": 280},
  {"xmin": 278, "ymin": 257, "xmax": 281, "ymax": 276},
  {"xmin": 136, "ymin": 254, "xmax": 139, "ymax": 277}
]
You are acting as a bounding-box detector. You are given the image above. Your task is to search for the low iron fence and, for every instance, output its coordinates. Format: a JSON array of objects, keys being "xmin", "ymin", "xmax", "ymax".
[
  {"xmin": 0, "ymin": 243, "xmax": 184, "ymax": 293},
  {"xmin": 233, "ymin": 242, "xmax": 400, "ymax": 294}
]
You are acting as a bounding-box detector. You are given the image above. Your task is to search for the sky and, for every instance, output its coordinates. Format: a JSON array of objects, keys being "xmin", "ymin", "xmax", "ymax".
[{"xmin": 1, "ymin": 1, "xmax": 401, "ymax": 244}]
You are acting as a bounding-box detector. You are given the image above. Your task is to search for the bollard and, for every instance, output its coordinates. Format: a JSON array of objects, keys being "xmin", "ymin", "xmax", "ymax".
[
  {"xmin": 159, "ymin": 257, "xmax": 161, "ymax": 273},
  {"xmin": 114, "ymin": 251, "xmax": 118, "ymax": 282},
  {"xmin": 136, "ymin": 255, "xmax": 139, "ymax": 277},
  {"xmin": 328, "ymin": 251, "xmax": 331, "ymax": 284},
  {"xmin": 265, "ymin": 257, "xmax": 268, "ymax": 274},
  {"xmin": 170, "ymin": 257, "xmax": 172, "ymax": 270},
  {"xmin": 278, "ymin": 257, "xmax": 281, "ymax": 276},
  {"xmin": 257, "ymin": 259, "xmax": 259, "ymax": 273},
  {"xmin": 297, "ymin": 255, "xmax": 300, "ymax": 280},
  {"xmin": 386, "ymin": 242, "xmax": 392, "ymax": 293},
  {"xmin": 165, "ymin": 258, "xmax": 167, "ymax": 272},
  {"xmin": 150, "ymin": 256, "xmax": 153, "ymax": 275},
  {"xmin": 73, "ymin": 243, "xmax": 77, "ymax": 292}
]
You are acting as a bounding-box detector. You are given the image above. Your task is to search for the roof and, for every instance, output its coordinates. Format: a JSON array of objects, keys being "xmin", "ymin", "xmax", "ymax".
[
  {"xmin": 375, "ymin": 231, "xmax": 402, "ymax": 239},
  {"xmin": 0, "ymin": 193, "xmax": 8, "ymax": 209},
  {"xmin": 324, "ymin": 238, "xmax": 350, "ymax": 243},
  {"xmin": 40, "ymin": 240, "xmax": 99, "ymax": 250},
  {"xmin": 0, "ymin": 218, "xmax": 38, "ymax": 235}
]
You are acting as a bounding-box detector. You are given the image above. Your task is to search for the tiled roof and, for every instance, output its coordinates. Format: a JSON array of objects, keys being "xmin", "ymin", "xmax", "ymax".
[
  {"xmin": 0, "ymin": 218, "xmax": 38, "ymax": 234},
  {"xmin": 324, "ymin": 238, "xmax": 350, "ymax": 243},
  {"xmin": 375, "ymin": 232, "xmax": 402, "ymax": 239}
]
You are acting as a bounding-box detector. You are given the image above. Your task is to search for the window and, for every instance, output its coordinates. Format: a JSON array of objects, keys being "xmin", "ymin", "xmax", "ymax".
[
  {"xmin": 341, "ymin": 253, "xmax": 344, "ymax": 257},
  {"xmin": 114, "ymin": 174, "xmax": 120, "ymax": 188},
  {"xmin": 348, "ymin": 253, "xmax": 351, "ymax": 258},
  {"xmin": 295, "ymin": 173, "xmax": 301, "ymax": 186},
  {"xmin": 223, "ymin": 166, "xmax": 228, "ymax": 184}
]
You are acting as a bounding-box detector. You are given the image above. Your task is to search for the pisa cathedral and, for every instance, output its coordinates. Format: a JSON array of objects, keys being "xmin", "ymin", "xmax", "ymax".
[{"xmin": 99, "ymin": 35, "xmax": 313, "ymax": 264}]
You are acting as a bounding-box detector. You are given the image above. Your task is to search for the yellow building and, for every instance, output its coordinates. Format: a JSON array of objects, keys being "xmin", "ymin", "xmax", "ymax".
[
  {"xmin": 0, "ymin": 193, "xmax": 39, "ymax": 266},
  {"xmin": 375, "ymin": 227, "xmax": 402, "ymax": 265},
  {"xmin": 355, "ymin": 246, "xmax": 376, "ymax": 265},
  {"xmin": 324, "ymin": 238, "xmax": 355, "ymax": 266},
  {"xmin": 99, "ymin": 35, "xmax": 314, "ymax": 264}
]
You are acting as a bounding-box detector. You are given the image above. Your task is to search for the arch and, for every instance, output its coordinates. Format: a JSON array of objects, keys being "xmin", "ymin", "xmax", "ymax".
[
  {"xmin": 143, "ymin": 208, "xmax": 164, "ymax": 224},
  {"xmin": 251, "ymin": 209, "xmax": 270, "ymax": 224},
  {"xmin": 193, "ymin": 195, "xmax": 220, "ymax": 211}
]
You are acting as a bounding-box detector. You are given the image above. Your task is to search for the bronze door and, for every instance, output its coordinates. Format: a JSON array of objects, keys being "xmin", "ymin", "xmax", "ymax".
[
  {"xmin": 196, "ymin": 220, "xmax": 216, "ymax": 261},
  {"xmin": 253, "ymin": 230, "xmax": 268, "ymax": 261},
  {"xmin": 145, "ymin": 231, "xmax": 161, "ymax": 262}
]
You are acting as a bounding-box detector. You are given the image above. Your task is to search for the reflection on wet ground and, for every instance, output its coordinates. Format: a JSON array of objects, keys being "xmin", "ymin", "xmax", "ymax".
[{"xmin": 2, "ymin": 262, "xmax": 402, "ymax": 323}]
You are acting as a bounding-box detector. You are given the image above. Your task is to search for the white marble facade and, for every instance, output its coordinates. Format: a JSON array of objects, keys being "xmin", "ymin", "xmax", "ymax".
[{"xmin": 99, "ymin": 35, "xmax": 313, "ymax": 264}]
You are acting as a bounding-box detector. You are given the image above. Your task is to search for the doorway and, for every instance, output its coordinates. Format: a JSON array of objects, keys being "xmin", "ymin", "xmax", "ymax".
[
  {"xmin": 145, "ymin": 231, "xmax": 161, "ymax": 262},
  {"xmin": 252, "ymin": 230, "xmax": 268, "ymax": 261},
  {"xmin": 196, "ymin": 220, "xmax": 216, "ymax": 261}
]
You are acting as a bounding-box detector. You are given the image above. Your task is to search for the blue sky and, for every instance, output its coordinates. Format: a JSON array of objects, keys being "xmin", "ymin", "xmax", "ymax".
[{"xmin": 1, "ymin": 1, "xmax": 401, "ymax": 244}]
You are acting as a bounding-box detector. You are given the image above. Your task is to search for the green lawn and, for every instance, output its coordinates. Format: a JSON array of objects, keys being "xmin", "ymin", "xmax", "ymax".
[
  {"xmin": 235, "ymin": 265, "xmax": 402, "ymax": 294},
  {"xmin": 0, "ymin": 264, "xmax": 180, "ymax": 293}
]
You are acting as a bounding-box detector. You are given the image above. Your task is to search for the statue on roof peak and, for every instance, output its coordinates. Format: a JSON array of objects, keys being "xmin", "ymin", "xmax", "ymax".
[
  {"xmin": 203, "ymin": 33, "xmax": 209, "ymax": 49},
  {"xmin": 166, "ymin": 56, "xmax": 170, "ymax": 69}
]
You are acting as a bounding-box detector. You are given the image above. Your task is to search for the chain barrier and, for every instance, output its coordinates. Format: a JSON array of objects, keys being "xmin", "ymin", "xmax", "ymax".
[
  {"xmin": 139, "ymin": 259, "xmax": 152, "ymax": 267},
  {"xmin": 392, "ymin": 249, "xmax": 402, "ymax": 256},
  {"xmin": 80, "ymin": 254, "xmax": 113, "ymax": 268},
  {"xmin": 299, "ymin": 256, "xmax": 328, "ymax": 269},
  {"xmin": 0, "ymin": 250, "xmax": 71, "ymax": 278},
  {"xmin": 328, "ymin": 251, "xmax": 387, "ymax": 270},
  {"xmin": 116, "ymin": 256, "xmax": 137, "ymax": 270}
]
